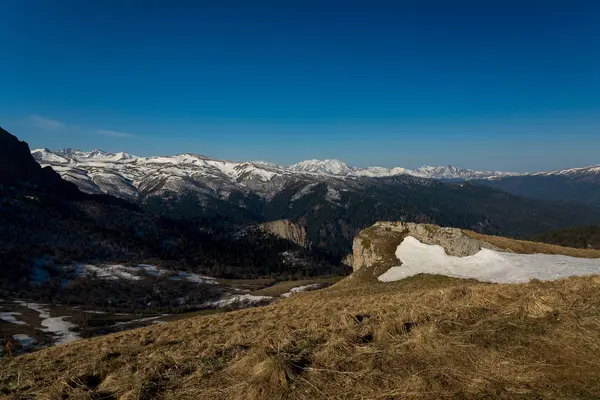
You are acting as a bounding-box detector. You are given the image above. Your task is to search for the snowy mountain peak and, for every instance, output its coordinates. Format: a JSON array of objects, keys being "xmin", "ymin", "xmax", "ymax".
[
  {"xmin": 289, "ymin": 159, "xmax": 352, "ymax": 175},
  {"xmin": 31, "ymin": 148, "xmax": 69, "ymax": 164},
  {"xmin": 47, "ymin": 148, "xmax": 138, "ymax": 162}
]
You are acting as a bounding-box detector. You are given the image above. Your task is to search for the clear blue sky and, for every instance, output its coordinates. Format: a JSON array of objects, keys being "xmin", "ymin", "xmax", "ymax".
[{"xmin": 1, "ymin": 0, "xmax": 599, "ymax": 171}]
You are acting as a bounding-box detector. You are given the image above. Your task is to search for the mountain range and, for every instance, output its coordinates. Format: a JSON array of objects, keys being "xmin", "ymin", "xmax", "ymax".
[
  {"xmin": 32, "ymin": 147, "xmax": 600, "ymax": 205},
  {"xmin": 32, "ymin": 148, "xmax": 520, "ymax": 186},
  {"xmin": 30, "ymin": 146, "xmax": 600, "ymax": 258}
]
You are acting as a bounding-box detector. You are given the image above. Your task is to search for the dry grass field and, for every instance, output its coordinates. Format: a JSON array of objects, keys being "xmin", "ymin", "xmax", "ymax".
[{"xmin": 3, "ymin": 271, "xmax": 600, "ymax": 399}]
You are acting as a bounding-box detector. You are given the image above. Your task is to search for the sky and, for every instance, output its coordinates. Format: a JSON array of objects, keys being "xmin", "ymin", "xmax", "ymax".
[{"xmin": 1, "ymin": 0, "xmax": 599, "ymax": 172}]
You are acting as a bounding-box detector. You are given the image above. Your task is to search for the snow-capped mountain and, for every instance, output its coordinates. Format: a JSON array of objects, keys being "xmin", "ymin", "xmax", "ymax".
[
  {"xmin": 532, "ymin": 164, "xmax": 600, "ymax": 178},
  {"xmin": 289, "ymin": 159, "xmax": 354, "ymax": 175},
  {"xmin": 31, "ymin": 148, "xmax": 516, "ymax": 199},
  {"xmin": 30, "ymin": 147, "xmax": 600, "ymax": 208},
  {"xmin": 24, "ymin": 143, "xmax": 600, "ymax": 258},
  {"xmin": 411, "ymin": 165, "xmax": 520, "ymax": 180}
]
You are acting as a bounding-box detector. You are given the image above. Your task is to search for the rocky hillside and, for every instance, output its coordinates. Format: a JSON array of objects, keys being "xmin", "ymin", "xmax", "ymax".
[
  {"xmin": 0, "ymin": 127, "xmax": 80, "ymax": 195},
  {"xmin": 260, "ymin": 220, "xmax": 309, "ymax": 248}
]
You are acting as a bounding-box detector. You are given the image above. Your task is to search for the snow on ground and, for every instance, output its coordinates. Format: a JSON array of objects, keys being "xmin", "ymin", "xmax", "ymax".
[
  {"xmin": 325, "ymin": 186, "xmax": 342, "ymax": 202},
  {"xmin": 12, "ymin": 334, "xmax": 36, "ymax": 348},
  {"xmin": 281, "ymin": 283, "xmax": 325, "ymax": 298},
  {"xmin": 168, "ymin": 272, "xmax": 219, "ymax": 284},
  {"xmin": 16, "ymin": 301, "xmax": 50, "ymax": 319},
  {"xmin": 15, "ymin": 301, "xmax": 80, "ymax": 344},
  {"xmin": 0, "ymin": 312, "xmax": 26, "ymax": 325},
  {"xmin": 74, "ymin": 263, "xmax": 141, "ymax": 280},
  {"xmin": 291, "ymin": 183, "xmax": 319, "ymax": 201},
  {"xmin": 70, "ymin": 263, "xmax": 218, "ymax": 284},
  {"xmin": 41, "ymin": 317, "xmax": 80, "ymax": 344},
  {"xmin": 112, "ymin": 314, "xmax": 170, "ymax": 327},
  {"xmin": 204, "ymin": 294, "xmax": 273, "ymax": 308},
  {"xmin": 378, "ymin": 236, "xmax": 600, "ymax": 284}
]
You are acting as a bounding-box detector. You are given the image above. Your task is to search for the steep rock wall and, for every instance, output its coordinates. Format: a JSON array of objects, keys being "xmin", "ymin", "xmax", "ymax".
[{"xmin": 261, "ymin": 219, "xmax": 309, "ymax": 248}]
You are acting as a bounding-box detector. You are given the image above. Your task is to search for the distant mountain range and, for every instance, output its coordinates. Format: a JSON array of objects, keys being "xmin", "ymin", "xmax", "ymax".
[
  {"xmin": 32, "ymin": 148, "xmax": 520, "ymax": 182},
  {"xmin": 32, "ymin": 147, "xmax": 600, "ymax": 206},
  {"xmin": 29, "ymin": 146, "xmax": 600, "ymax": 258}
]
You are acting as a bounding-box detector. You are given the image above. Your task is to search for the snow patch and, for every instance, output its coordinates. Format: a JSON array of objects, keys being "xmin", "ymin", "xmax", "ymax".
[
  {"xmin": 12, "ymin": 334, "xmax": 36, "ymax": 348},
  {"xmin": 281, "ymin": 283, "xmax": 324, "ymax": 298},
  {"xmin": 112, "ymin": 314, "xmax": 169, "ymax": 327},
  {"xmin": 325, "ymin": 186, "xmax": 341, "ymax": 202},
  {"xmin": 0, "ymin": 312, "xmax": 26, "ymax": 325},
  {"xmin": 204, "ymin": 294, "xmax": 273, "ymax": 308},
  {"xmin": 291, "ymin": 183, "xmax": 319, "ymax": 201},
  {"xmin": 378, "ymin": 236, "xmax": 600, "ymax": 284},
  {"xmin": 41, "ymin": 317, "xmax": 80, "ymax": 344},
  {"xmin": 15, "ymin": 301, "xmax": 80, "ymax": 344}
]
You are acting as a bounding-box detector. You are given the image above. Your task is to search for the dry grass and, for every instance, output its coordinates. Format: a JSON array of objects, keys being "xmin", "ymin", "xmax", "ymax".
[
  {"xmin": 3, "ymin": 273, "xmax": 600, "ymax": 399},
  {"xmin": 464, "ymin": 230, "xmax": 600, "ymax": 258}
]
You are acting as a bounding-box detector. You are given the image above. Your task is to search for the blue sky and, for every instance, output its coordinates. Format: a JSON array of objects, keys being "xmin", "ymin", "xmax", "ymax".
[{"xmin": 1, "ymin": 0, "xmax": 599, "ymax": 171}]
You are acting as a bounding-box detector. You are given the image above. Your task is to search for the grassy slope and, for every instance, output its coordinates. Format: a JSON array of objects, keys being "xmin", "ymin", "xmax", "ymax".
[{"xmin": 3, "ymin": 274, "xmax": 600, "ymax": 399}]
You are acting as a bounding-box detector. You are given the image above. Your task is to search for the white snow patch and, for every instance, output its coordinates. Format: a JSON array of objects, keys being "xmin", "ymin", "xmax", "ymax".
[
  {"xmin": 15, "ymin": 301, "xmax": 50, "ymax": 319},
  {"xmin": 205, "ymin": 294, "xmax": 273, "ymax": 308},
  {"xmin": 325, "ymin": 186, "xmax": 341, "ymax": 202},
  {"xmin": 41, "ymin": 317, "xmax": 80, "ymax": 344},
  {"xmin": 378, "ymin": 236, "xmax": 600, "ymax": 284},
  {"xmin": 12, "ymin": 334, "xmax": 36, "ymax": 348},
  {"xmin": 112, "ymin": 314, "xmax": 169, "ymax": 327},
  {"xmin": 291, "ymin": 183, "xmax": 319, "ymax": 201},
  {"xmin": 0, "ymin": 312, "xmax": 26, "ymax": 325},
  {"xmin": 15, "ymin": 301, "xmax": 80, "ymax": 344},
  {"xmin": 71, "ymin": 263, "xmax": 218, "ymax": 284},
  {"xmin": 281, "ymin": 283, "xmax": 324, "ymax": 298},
  {"xmin": 168, "ymin": 272, "xmax": 219, "ymax": 284}
]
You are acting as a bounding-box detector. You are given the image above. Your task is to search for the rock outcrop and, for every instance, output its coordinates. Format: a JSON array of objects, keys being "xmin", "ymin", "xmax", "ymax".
[
  {"xmin": 352, "ymin": 222, "xmax": 501, "ymax": 279},
  {"xmin": 261, "ymin": 220, "xmax": 309, "ymax": 248},
  {"xmin": 0, "ymin": 126, "xmax": 80, "ymax": 195}
]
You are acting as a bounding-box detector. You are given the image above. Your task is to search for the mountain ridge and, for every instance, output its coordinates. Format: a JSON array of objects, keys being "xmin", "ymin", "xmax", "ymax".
[
  {"xmin": 32, "ymin": 147, "xmax": 522, "ymax": 180},
  {"xmin": 33, "ymin": 147, "xmax": 600, "ymax": 182}
]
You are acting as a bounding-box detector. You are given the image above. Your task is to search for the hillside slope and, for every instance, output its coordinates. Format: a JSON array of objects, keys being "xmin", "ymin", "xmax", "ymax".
[
  {"xmin": 4, "ymin": 225, "xmax": 600, "ymax": 399},
  {"xmin": 532, "ymin": 225, "xmax": 600, "ymax": 249}
]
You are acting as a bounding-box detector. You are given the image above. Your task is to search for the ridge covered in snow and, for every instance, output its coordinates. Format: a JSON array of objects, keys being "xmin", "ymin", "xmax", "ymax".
[
  {"xmin": 30, "ymin": 147, "xmax": 599, "ymax": 204},
  {"xmin": 32, "ymin": 147, "xmax": 519, "ymax": 180}
]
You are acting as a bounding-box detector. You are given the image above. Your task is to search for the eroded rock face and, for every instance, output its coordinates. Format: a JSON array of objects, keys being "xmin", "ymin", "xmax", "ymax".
[
  {"xmin": 352, "ymin": 222, "xmax": 501, "ymax": 278},
  {"xmin": 261, "ymin": 219, "xmax": 309, "ymax": 248}
]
